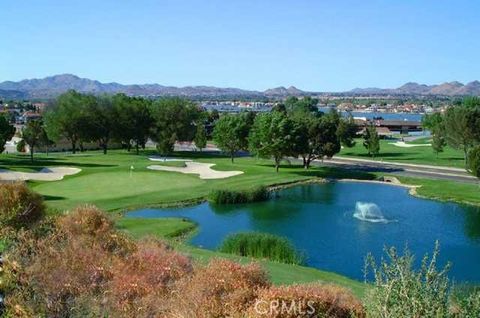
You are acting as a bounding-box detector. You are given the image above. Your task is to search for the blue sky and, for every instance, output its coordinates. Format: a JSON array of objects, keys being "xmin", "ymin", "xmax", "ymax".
[{"xmin": 1, "ymin": 0, "xmax": 479, "ymax": 91}]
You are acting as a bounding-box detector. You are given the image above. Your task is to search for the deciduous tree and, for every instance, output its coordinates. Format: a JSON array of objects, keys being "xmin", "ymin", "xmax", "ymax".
[
  {"xmin": 213, "ymin": 113, "xmax": 250, "ymax": 162},
  {"xmin": 422, "ymin": 112, "xmax": 443, "ymax": 133},
  {"xmin": 337, "ymin": 114, "xmax": 357, "ymax": 148},
  {"xmin": 443, "ymin": 105, "xmax": 476, "ymax": 165},
  {"xmin": 150, "ymin": 98, "xmax": 201, "ymax": 156},
  {"xmin": 291, "ymin": 111, "xmax": 341, "ymax": 169},
  {"xmin": 112, "ymin": 94, "xmax": 154, "ymax": 154},
  {"xmin": 468, "ymin": 146, "xmax": 480, "ymax": 182},
  {"xmin": 22, "ymin": 119, "xmax": 47, "ymax": 162},
  {"xmin": 285, "ymin": 96, "xmax": 318, "ymax": 113},
  {"xmin": 249, "ymin": 112, "xmax": 296, "ymax": 172},
  {"xmin": 84, "ymin": 95, "xmax": 115, "ymax": 154},
  {"xmin": 0, "ymin": 114, "xmax": 15, "ymax": 154},
  {"xmin": 194, "ymin": 123, "xmax": 207, "ymax": 151},
  {"xmin": 432, "ymin": 131, "xmax": 446, "ymax": 158},
  {"xmin": 44, "ymin": 90, "xmax": 86, "ymax": 154}
]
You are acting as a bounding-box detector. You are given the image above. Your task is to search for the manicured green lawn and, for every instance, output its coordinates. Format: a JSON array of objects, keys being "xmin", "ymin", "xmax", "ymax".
[
  {"xmin": 116, "ymin": 217, "xmax": 197, "ymax": 239},
  {"xmin": 1, "ymin": 149, "xmax": 477, "ymax": 209},
  {"xmin": 1, "ymin": 150, "xmax": 374, "ymax": 212},
  {"xmin": 397, "ymin": 176, "xmax": 480, "ymax": 206},
  {"xmin": 340, "ymin": 138, "xmax": 465, "ymax": 168}
]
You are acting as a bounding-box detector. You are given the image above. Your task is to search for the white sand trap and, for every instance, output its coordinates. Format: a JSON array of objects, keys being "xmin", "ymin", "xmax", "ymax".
[
  {"xmin": 147, "ymin": 161, "xmax": 243, "ymax": 179},
  {"xmin": 148, "ymin": 156, "xmax": 192, "ymax": 162},
  {"xmin": 388, "ymin": 141, "xmax": 431, "ymax": 148},
  {"xmin": 0, "ymin": 167, "xmax": 81, "ymax": 181}
]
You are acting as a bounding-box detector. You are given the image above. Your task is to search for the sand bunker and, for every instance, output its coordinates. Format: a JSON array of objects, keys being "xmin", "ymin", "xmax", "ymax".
[
  {"xmin": 389, "ymin": 141, "xmax": 431, "ymax": 148},
  {"xmin": 147, "ymin": 161, "xmax": 243, "ymax": 179},
  {"xmin": 0, "ymin": 167, "xmax": 81, "ymax": 181}
]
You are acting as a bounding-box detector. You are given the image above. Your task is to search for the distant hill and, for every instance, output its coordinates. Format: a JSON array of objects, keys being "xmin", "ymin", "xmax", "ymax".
[
  {"xmin": 0, "ymin": 89, "xmax": 27, "ymax": 100},
  {"xmin": 348, "ymin": 81, "xmax": 480, "ymax": 96},
  {"xmin": 264, "ymin": 86, "xmax": 305, "ymax": 97},
  {"xmin": 0, "ymin": 74, "xmax": 265, "ymax": 99},
  {"xmin": 0, "ymin": 74, "xmax": 479, "ymax": 99}
]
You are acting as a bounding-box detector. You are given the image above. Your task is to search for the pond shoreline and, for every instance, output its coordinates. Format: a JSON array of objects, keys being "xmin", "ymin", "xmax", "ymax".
[{"xmin": 119, "ymin": 175, "xmax": 479, "ymax": 215}]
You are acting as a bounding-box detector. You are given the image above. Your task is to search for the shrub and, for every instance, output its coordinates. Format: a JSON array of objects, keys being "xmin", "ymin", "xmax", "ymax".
[
  {"xmin": 58, "ymin": 204, "xmax": 114, "ymax": 237},
  {"xmin": 2, "ymin": 206, "xmax": 133, "ymax": 316},
  {"xmin": 105, "ymin": 239, "xmax": 192, "ymax": 316},
  {"xmin": 0, "ymin": 182, "xmax": 45, "ymax": 230},
  {"xmin": 364, "ymin": 241, "xmax": 451, "ymax": 318},
  {"xmin": 248, "ymin": 284, "xmax": 364, "ymax": 318},
  {"xmin": 219, "ymin": 232, "xmax": 305, "ymax": 265},
  {"xmin": 57, "ymin": 205, "xmax": 134, "ymax": 254},
  {"xmin": 168, "ymin": 259, "xmax": 270, "ymax": 317},
  {"xmin": 2, "ymin": 205, "xmax": 195, "ymax": 317},
  {"xmin": 209, "ymin": 186, "xmax": 269, "ymax": 204},
  {"xmin": 16, "ymin": 139, "xmax": 26, "ymax": 153},
  {"xmin": 22, "ymin": 238, "xmax": 115, "ymax": 315},
  {"xmin": 453, "ymin": 290, "xmax": 480, "ymax": 317}
]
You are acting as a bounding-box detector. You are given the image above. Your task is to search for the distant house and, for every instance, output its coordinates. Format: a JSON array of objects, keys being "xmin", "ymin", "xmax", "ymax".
[
  {"xmin": 358, "ymin": 126, "xmax": 393, "ymax": 138},
  {"xmin": 32, "ymin": 102, "xmax": 48, "ymax": 113},
  {"xmin": 17, "ymin": 111, "xmax": 42, "ymax": 124}
]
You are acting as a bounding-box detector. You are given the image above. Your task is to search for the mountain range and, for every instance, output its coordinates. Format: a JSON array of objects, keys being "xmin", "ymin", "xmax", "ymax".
[
  {"xmin": 349, "ymin": 81, "xmax": 480, "ymax": 96},
  {"xmin": 0, "ymin": 74, "xmax": 479, "ymax": 99}
]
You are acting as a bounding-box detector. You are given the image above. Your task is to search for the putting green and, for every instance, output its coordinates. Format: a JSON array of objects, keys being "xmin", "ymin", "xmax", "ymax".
[{"xmin": 34, "ymin": 170, "xmax": 206, "ymax": 211}]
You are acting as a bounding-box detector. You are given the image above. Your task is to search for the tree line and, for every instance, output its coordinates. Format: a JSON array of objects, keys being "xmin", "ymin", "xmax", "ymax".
[
  {"xmin": 0, "ymin": 90, "xmax": 213, "ymax": 162},
  {"xmin": 1, "ymin": 93, "xmax": 359, "ymax": 168},
  {"xmin": 43, "ymin": 90, "xmax": 209, "ymax": 156},
  {"xmin": 213, "ymin": 96, "xmax": 358, "ymax": 171},
  {"xmin": 423, "ymin": 96, "xmax": 480, "ymax": 180}
]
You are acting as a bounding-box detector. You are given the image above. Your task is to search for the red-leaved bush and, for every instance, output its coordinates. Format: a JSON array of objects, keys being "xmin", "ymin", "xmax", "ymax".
[
  {"xmin": 168, "ymin": 258, "xmax": 270, "ymax": 318},
  {"xmin": 2, "ymin": 204, "xmax": 364, "ymax": 317},
  {"xmin": 57, "ymin": 205, "xmax": 134, "ymax": 254},
  {"xmin": 248, "ymin": 284, "xmax": 365, "ymax": 318},
  {"xmin": 105, "ymin": 239, "xmax": 193, "ymax": 317},
  {"xmin": 3, "ymin": 206, "xmax": 133, "ymax": 316}
]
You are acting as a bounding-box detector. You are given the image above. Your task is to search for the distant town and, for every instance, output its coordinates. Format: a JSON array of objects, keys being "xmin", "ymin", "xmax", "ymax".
[
  {"xmin": 0, "ymin": 97, "xmax": 440, "ymax": 126},
  {"xmin": 200, "ymin": 99, "xmax": 439, "ymax": 115}
]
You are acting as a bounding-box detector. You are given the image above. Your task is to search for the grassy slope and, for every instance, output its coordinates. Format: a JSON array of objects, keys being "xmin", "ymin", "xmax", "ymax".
[
  {"xmin": 179, "ymin": 245, "xmax": 367, "ymax": 298},
  {"xmin": 117, "ymin": 217, "xmax": 367, "ymax": 297},
  {"xmin": 397, "ymin": 176, "xmax": 480, "ymax": 206},
  {"xmin": 340, "ymin": 138, "xmax": 465, "ymax": 167},
  {"xmin": 116, "ymin": 217, "xmax": 196, "ymax": 239}
]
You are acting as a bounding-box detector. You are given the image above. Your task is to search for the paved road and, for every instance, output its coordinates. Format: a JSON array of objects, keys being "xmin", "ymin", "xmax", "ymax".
[{"xmin": 314, "ymin": 156, "xmax": 478, "ymax": 184}]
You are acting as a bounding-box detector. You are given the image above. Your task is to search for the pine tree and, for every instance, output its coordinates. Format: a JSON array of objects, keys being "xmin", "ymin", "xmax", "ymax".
[{"xmin": 363, "ymin": 124, "xmax": 380, "ymax": 158}]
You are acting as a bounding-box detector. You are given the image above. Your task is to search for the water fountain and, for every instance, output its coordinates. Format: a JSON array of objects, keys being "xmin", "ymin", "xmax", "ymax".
[{"xmin": 353, "ymin": 202, "xmax": 393, "ymax": 223}]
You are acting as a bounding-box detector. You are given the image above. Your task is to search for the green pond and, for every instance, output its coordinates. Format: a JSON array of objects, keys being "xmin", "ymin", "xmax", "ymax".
[{"xmin": 127, "ymin": 182, "xmax": 480, "ymax": 282}]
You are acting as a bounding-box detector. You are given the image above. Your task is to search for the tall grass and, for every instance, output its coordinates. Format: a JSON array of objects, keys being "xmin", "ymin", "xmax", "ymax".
[
  {"xmin": 208, "ymin": 186, "xmax": 269, "ymax": 204},
  {"xmin": 218, "ymin": 232, "xmax": 305, "ymax": 265}
]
